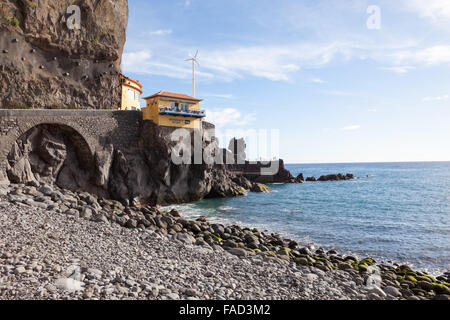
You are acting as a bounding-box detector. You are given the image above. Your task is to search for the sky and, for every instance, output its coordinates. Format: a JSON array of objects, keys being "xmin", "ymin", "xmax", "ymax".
[{"xmin": 122, "ymin": 0, "xmax": 450, "ymax": 163}]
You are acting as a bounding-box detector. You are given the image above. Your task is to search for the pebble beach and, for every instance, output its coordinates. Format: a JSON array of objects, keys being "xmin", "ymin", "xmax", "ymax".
[{"xmin": 0, "ymin": 183, "xmax": 449, "ymax": 300}]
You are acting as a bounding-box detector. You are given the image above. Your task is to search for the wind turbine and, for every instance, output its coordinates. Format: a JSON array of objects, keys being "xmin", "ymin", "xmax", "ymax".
[{"xmin": 185, "ymin": 50, "xmax": 199, "ymax": 97}]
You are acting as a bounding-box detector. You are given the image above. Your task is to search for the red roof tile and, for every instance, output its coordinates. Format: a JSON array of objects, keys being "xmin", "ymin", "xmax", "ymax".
[{"xmin": 143, "ymin": 91, "xmax": 202, "ymax": 102}]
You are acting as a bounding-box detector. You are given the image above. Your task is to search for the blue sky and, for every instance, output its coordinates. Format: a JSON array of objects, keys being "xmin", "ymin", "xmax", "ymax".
[{"xmin": 122, "ymin": 0, "xmax": 450, "ymax": 163}]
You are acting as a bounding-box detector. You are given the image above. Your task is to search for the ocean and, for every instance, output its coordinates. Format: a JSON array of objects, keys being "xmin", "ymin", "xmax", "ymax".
[{"xmin": 164, "ymin": 162, "xmax": 450, "ymax": 276}]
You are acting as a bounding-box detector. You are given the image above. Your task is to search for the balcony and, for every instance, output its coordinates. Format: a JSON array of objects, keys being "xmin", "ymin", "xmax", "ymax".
[{"xmin": 159, "ymin": 107, "xmax": 206, "ymax": 118}]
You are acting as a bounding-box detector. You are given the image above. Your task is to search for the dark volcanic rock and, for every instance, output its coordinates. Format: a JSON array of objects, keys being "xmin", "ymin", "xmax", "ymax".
[
  {"xmin": 106, "ymin": 122, "xmax": 247, "ymax": 205},
  {"xmin": 7, "ymin": 124, "xmax": 106, "ymax": 196},
  {"xmin": 230, "ymin": 174, "xmax": 253, "ymax": 190},
  {"xmin": 295, "ymin": 173, "xmax": 304, "ymax": 183},
  {"xmin": 250, "ymin": 182, "xmax": 272, "ymax": 193},
  {"xmin": 228, "ymin": 158, "xmax": 295, "ymax": 184},
  {"xmin": 0, "ymin": 0, "xmax": 128, "ymax": 109},
  {"xmin": 317, "ymin": 174, "xmax": 354, "ymax": 182},
  {"xmin": 6, "ymin": 121, "xmax": 247, "ymax": 206}
]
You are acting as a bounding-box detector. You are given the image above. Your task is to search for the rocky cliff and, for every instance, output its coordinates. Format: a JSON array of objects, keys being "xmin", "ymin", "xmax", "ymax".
[
  {"xmin": 6, "ymin": 121, "xmax": 248, "ymax": 205},
  {"xmin": 106, "ymin": 122, "xmax": 248, "ymax": 205},
  {"xmin": 0, "ymin": 1, "xmax": 263, "ymax": 205},
  {"xmin": 0, "ymin": 0, "xmax": 128, "ymax": 109}
]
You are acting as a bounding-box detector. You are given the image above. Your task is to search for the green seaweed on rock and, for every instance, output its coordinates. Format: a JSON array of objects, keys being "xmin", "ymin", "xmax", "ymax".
[
  {"xmin": 359, "ymin": 258, "xmax": 376, "ymax": 266},
  {"xmin": 406, "ymin": 275, "xmax": 418, "ymax": 282}
]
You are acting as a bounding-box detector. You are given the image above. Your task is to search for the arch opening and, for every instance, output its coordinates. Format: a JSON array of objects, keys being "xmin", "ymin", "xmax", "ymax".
[{"xmin": 7, "ymin": 123, "xmax": 95, "ymax": 190}]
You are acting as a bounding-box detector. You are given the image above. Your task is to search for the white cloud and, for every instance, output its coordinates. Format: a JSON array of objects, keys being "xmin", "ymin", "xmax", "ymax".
[
  {"xmin": 311, "ymin": 78, "xmax": 326, "ymax": 84},
  {"xmin": 422, "ymin": 94, "xmax": 449, "ymax": 102},
  {"xmin": 122, "ymin": 51, "xmax": 152, "ymax": 70},
  {"xmin": 205, "ymin": 108, "xmax": 256, "ymax": 128},
  {"xmin": 382, "ymin": 66, "xmax": 416, "ymax": 74},
  {"xmin": 324, "ymin": 90, "xmax": 355, "ymax": 97},
  {"xmin": 122, "ymin": 39, "xmax": 449, "ymax": 84},
  {"xmin": 120, "ymin": 0, "xmax": 450, "ymax": 86},
  {"xmin": 390, "ymin": 45, "xmax": 450, "ymax": 66},
  {"xmin": 203, "ymin": 93, "xmax": 234, "ymax": 99},
  {"xmin": 406, "ymin": 0, "xmax": 450, "ymax": 24},
  {"xmin": 122, "ymin": 50, "xmax": 214, "ymax": 80},
  {"xmin": 199, "ymin": 42, "xmax": 357, "ymax": 82},
  {"xmin": 146, "ymin": 29, "xmax": 172, "ymax": 36},
  {"xmin": 341, "ymin": 125, "xmax": 361, "ymax": 131},
  {"xmin": 367, "ymin": 108, "xmax": 377, "ymax": 113},
  {"xmin": 123, "ymin": 42, "xmax": 361, "ymax": 83}
]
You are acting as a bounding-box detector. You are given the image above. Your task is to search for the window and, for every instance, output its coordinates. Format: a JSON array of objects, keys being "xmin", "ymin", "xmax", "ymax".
[
  {"xmin": 128, "ymin": 89, "xmax": 134, "ymax": 100},
  {"xmin": 134, "ymin": 91, "xmax": 139, "ymax": 101},
  {"xmin": 170, "ymin": 102, "xmax": 180, "ymax": 110}
]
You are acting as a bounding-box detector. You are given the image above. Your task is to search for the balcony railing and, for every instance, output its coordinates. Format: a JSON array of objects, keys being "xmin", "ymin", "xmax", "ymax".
[{"xmin": 159, "ymin": 107, "xmax": 206, "ymax": 118}]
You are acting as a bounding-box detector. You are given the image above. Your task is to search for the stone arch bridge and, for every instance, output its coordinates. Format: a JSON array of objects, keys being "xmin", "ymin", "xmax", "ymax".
[{"xmin": 0, "ymin": 109, "xmax": 142, "ymax": 184}]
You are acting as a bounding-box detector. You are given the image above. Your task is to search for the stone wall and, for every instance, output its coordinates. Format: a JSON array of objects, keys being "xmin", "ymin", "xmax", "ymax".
[{"xmin": 0, "ymin": 109, "xmax": 142, "ymax": 184}]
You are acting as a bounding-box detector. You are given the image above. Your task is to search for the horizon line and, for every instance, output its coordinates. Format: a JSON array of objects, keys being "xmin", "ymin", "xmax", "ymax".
[{"xmin": 284, "ymin": 160, "xmax": 450, "ymax": 165}]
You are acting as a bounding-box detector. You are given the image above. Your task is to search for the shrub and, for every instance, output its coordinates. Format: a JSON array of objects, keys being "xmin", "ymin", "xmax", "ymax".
[
  {"xmin": 7, "ymin": 16, "xmax": 19, "ymax": 27},
  {"xmin": 27, "ymin": 0, "xmax": 37, "ymax": 9}
]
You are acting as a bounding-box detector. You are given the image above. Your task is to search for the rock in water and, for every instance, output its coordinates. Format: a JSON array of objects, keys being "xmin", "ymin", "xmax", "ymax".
[
  {"xmin": 317, "ymin": 174, "xmax": 355, "ymax": 181},
  {"xmin": 250, "ymin": 183, "xmax": 272, "ymax": 193},
  {"xmin": 295, "ymin": 173, "xmax": 305, "ymax": 183},
  {"xmin": 0, "ymin": 0, "xmax": 128, "ymax": 109}
]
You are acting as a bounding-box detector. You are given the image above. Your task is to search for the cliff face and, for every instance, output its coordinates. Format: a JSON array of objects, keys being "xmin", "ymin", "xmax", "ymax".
[
  {"xmin": 6, "ymin": 121, "xmax": 248, "ymax": 205},
  {"xmin": 0, "ymin": 2, "xmax": 256, "ymax": 205},
  {"xmin": 0, "ymin": 0, "xmax": 128, "ymax": 109}
]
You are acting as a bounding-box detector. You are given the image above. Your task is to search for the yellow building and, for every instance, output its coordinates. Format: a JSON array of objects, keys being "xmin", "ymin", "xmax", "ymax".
[
  {"xmin": 120, "ymin": 74, "xmax": 143, "ymax": 110},
  {"xmin": 142, "ymin": 91, "xmax": 205, "ymax": 129}
]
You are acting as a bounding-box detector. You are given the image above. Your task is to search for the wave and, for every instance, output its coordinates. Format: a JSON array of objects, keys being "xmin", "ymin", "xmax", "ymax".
[{"xmin": 218, "ymin": 206, "xmax": 238, "ymax": 211}]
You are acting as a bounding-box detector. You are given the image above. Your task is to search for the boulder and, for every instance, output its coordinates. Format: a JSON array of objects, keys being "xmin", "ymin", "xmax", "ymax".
[
  {"xmin": 317, "ymin": 173, "xmax": 355, "ymax": 181},
  {"xmin": 383, "ymin": 286, "xmax": 401, "ymax": 297},
  {"xmin": 295, "ymin": 173, "xmax": 304, "ymax": 183},
  {"xmin": 125, "ymin": 219, "xmax": 138, "ymax": 229},
  {"xmin": 227, "ymin": 248, "xmax": 248, "ymax": 257},
  {"xmin": 250, "ymin": 183, "xmax": 272, "ymax": 193},
  {"xmin": 81, "ymin": 207, "xmax": 93, "ymax": 220},
  {"xmin": 169, "ymin": 209, "xmax": 182, "ymax": 218},
  {"xmin": 175, "ymin": 232, "xmax": 195, "ymax": 245}
]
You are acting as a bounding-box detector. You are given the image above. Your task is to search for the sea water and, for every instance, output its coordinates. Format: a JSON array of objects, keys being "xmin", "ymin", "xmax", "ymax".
[{"xmin": 164, "ymin": 162, "xmax": 450, "ymax": 276}]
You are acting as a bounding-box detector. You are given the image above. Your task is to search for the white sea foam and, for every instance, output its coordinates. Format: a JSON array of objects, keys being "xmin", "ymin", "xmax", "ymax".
[{"xmin": 218, "ymin": 206, "xmax": 237, "ymax": 211}]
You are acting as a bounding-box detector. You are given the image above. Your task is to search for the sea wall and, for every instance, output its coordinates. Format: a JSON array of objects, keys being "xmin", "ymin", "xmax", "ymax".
[{"xmin": 0, "ymin": 110, "xmax": 247, "ymax": 205}]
